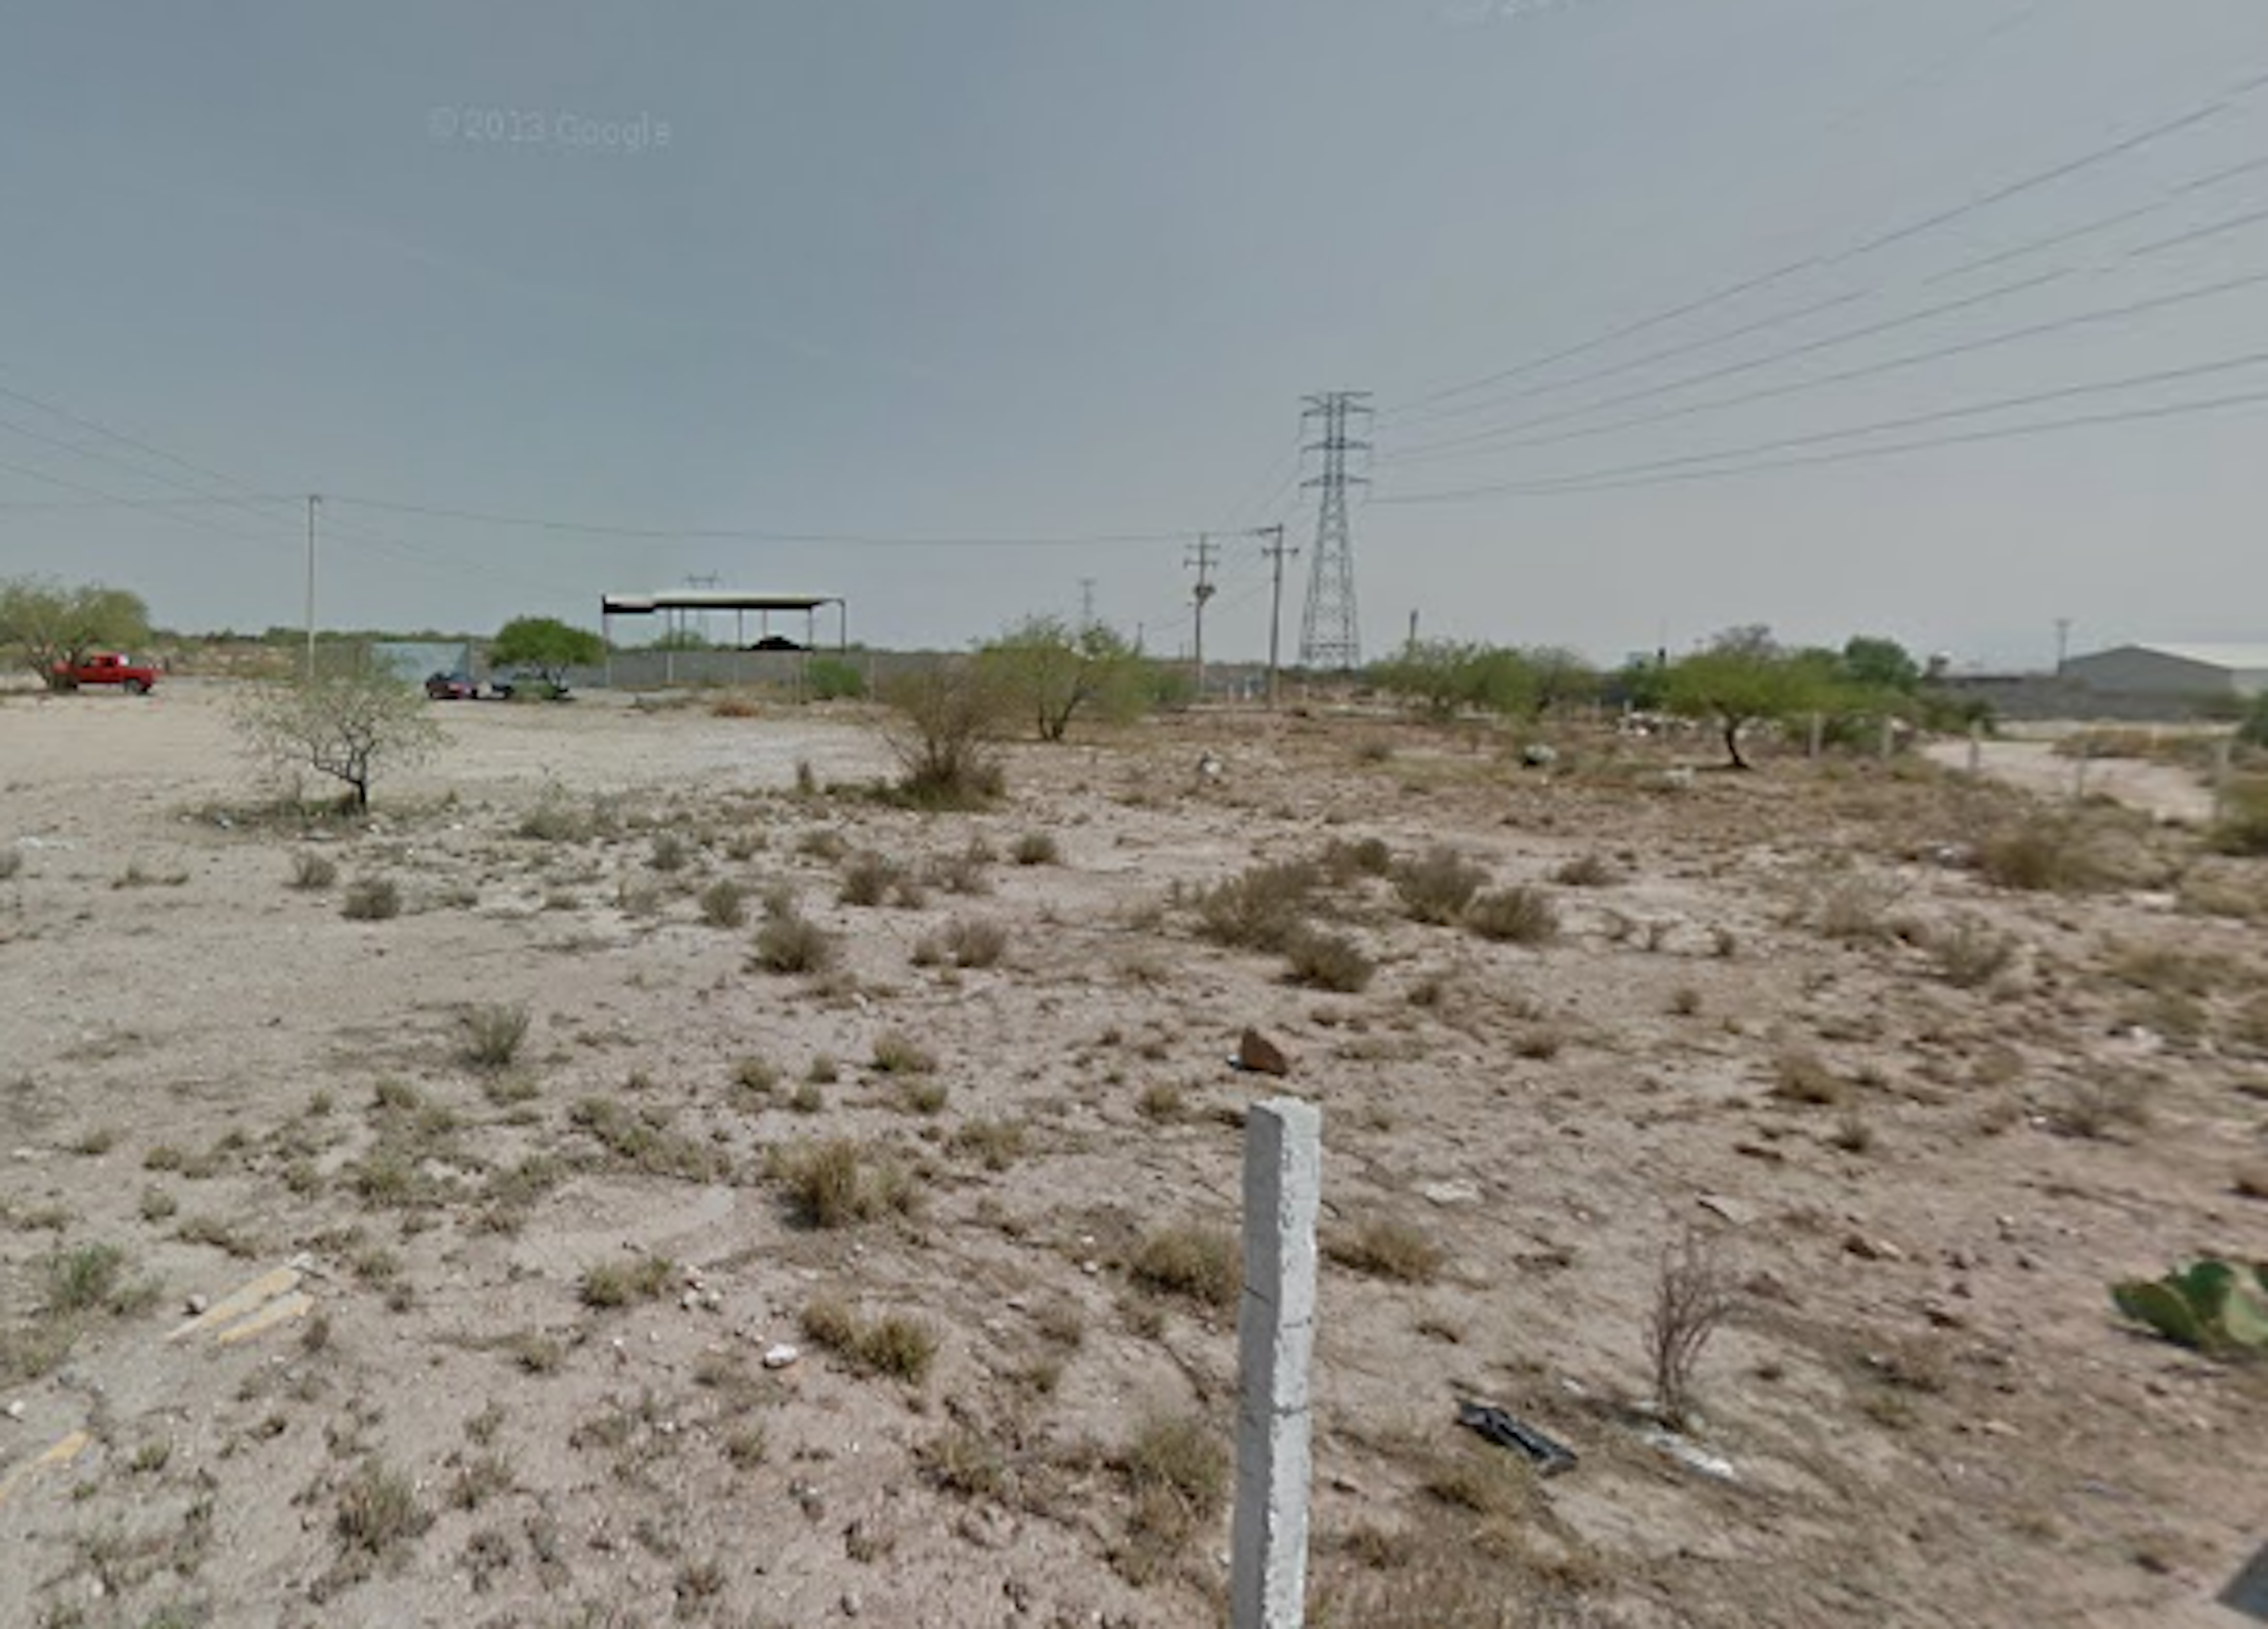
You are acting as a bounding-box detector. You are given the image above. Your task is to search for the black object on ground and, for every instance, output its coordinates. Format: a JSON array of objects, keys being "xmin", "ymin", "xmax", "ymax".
[
  {"xmin": 2222, "ymin": 1541, "xmax": 2268, "ymax": 1620},
  {"xmin": 1457, "ymin": 1399, "xmax": 1577, "ymax": 1476}
]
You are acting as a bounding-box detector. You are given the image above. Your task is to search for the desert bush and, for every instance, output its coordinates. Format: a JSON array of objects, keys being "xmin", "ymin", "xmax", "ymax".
[
  {"xmin": 1931, "ymin": 917, "xmax": 2016, "ymax": 989},
  {"xmin": 839, "ymin": 851, "xmax": 905, "ymax": 907},
  {"xmin": 1552, "ymin": 852, "xmax": 1618, "ymax": 887},
  {"xmin": 878, "ymin": 662, "xmax": 1010, "ymax": 807},
  {"xmin": 335, "ymin": 1459, "xmax": 431, "ymax": 1559},
  {"xmin": 1194, "ymin": 859, "xmax": 1319, "ymax": 952},
  {"xmin": 801, "ymin": 1295, "xmax": 938, "ymax": 1383},
  {"xmin": 578, "ymin": 1253, "xmax": 676, "ymax": 1308},
  {"xmin": 698, "ymin": 878, "xmax": 747, "ymax": 927},
  {"xmin": 871, "ymin": 1030, "xmax": 937, "ymax": 1074},
  {"xmin": 233, "ymin": 664, "xmax": 444, "ymax": 813},
  {"xmin": 1393, "ymin": 846, "xmax": 1489, "ymax": 925},
  {"xmin": 1465, "ymin": 885, "xmax": 1558, "ymax": 944},
  {"xmin": 1131, "ymin": 1223, "xmax": 1239, "ymax": 1309},
  {"xmin": 1011, "ymin": 830, "xmax": 1062, "ymax": 866},
  {"xmin": 648, "ymin": 831, "xmax": 690, "ymax": 872},
  {"xmin": 2054, "ymin": 1072, "xmax": 2152, "ymax": 1139},
  {"xmin": 1977, "ymin": 813, "xmax": 2107, "ymax": 892},
  {"xmin": 1318, "ymin": 835, "xmax": 1394, "ymax": 880},
  {"xmin": 45, "ymin": 1242, "xmax": 129, "ymax": 1314},
  {"xmin": 920, "ymin": 916, "xmax": 1008, "ymax": 969},
  {"xmin": 754, "ymin": 908, "xmax": 837, "ymax": 975},
  {"xmin": 1326, "ymin": 1217, "xmax": 1445, "ymax": 1283},
  {"xmin": 1647, "ymin": 1226, "xmax": 1732, "ymax": 1426},
  {"xmin": 460, "ymin": 1003, "xmax": 530, "ymax": 1070},
  {"xmin": 341, "ymin": 876, "xmax": 401, "ymax": 921},
  {"xmin": 1119, "ymin": 1412, "xmax": 1227, "ymax": 1569},
  {"xmin": 918, "ymin": 1426, "xmax": 1006, "ymax": 1498},
  {"xmin": 804, "ymin": 654, "xmax": 866, "ymax": 701},
  {"xmin": 949, "ymin": 1117, "xmax": 1028, "ymax": 1169},
  {"xmin": 770, "ymin": 1137, "xmax": 916, "ymax": 1227},
  {"xmin": 925, "ymin": 839, "xmax": 995, "ymax": 895},
  {"xmin": 2211, "ymin": 780, "xmax": 2268, "ymax": 857},
  {"xmin": 1771, "ymin": 1049, "xmax": 1845, "ymax": 1105},
  {"xmin": 289, "ymin": 851, "xmax": 338, "ymax": 891},
  {"xmin": 1283, "ymin": 926, "xmax": 1374, "ymax": 993}
]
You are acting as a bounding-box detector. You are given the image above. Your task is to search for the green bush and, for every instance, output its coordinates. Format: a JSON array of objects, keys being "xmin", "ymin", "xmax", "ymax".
[{"xmin": 804, "ymin": 655, "xmax": 866, "ymax": 701}]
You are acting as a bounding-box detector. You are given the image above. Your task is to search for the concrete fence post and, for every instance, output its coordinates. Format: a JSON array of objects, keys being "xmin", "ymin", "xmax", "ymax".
[
  {"xmin": 2215, "ymin": 737, "xmax": 2234, "ymax": 824},
  {"xmin": 1231, "ymin": 1098, "xmax": 1322, "ymax": 1629},
  {"xmin": 1967, "ymin": 720, "xmax": 1983, "ymax": 778},
  {"xmin": 1878, "ymin": 716, "xmax": 1895, "ymax": 763},
  {"xmin": 1807, "ymin": 713, "xmax": 1824, "ymax": 760}
]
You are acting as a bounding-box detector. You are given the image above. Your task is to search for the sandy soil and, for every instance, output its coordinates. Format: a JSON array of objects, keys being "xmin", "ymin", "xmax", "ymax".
[
  {"xmin": 1922, "ymin": 737, "xmax": 2220, "ymax": 827},
  {"xmin": 1, "ymin": 683, "xmax": 2264, "ymax": 1629}
]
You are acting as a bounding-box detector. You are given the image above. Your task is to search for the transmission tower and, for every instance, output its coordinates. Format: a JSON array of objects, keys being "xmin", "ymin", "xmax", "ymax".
[{"xmin": 1297, "ymin": 390, "xmax": 1370, "ymax": 672}]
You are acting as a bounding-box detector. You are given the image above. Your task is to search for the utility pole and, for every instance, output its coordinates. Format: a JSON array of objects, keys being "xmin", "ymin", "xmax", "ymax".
[
  {"xmin": 304, "ymin": 494, "xmax": 320, "ymax": 681},
  {"xmin": 1298, "ymin": 391, "xmax": 1371, "ymax": 672},
  {"xmin": 1078, "ymin": 578, "xmax": 1097, "ymax": 630},
  {"xmin": 1257, "ymin": 524, "xmax": 1293, "ymax": 710},
  {"xmin": 1187, "ymin": 534, "xmax": 1220, "ymax": 701},
  {"xmin": 2054, "ymin": 617, "xmax": 2073, "ymax": 676}
]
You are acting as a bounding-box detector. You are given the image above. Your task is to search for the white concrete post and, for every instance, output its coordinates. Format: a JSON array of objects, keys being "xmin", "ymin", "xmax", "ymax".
[
  {"xmin": 1806, "ymin": 712, "xmax": 1824, "ymax": 760},
  {"xmin": 1878, "ymin": 716, "xmax": 1895, "ymax": 763},
  {"xmin": 1967, "ymin": 720, "xmax": 1983, "ymax": 778},
  {"xmin": 1231, "ymin": 1099, "xmax": 1321, "ymax": 1629},
  {"xmin": 2215, "ymin": 737, "xmax": 2234, "ymax": 823}
]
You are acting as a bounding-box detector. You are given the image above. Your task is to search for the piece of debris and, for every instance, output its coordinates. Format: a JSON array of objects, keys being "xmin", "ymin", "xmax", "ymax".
[
  {"xmin": 1234, "ymin": 1028, "xmax": 1291, "ymax": 1077},
  {"xmin": 1456, "ymin": 1399, "xmax": 1577, "ymax": 1476},
  {"xmin": 2220, "ymin": 1540, "xmax": 2268, "ymax": 1621},
  {"xmin": 1520, "ymin": 744, "xmax": 1559, "ymax": 768},
  {"xmin": 761, "ymin": 1343, "xmax": 800, "ymax": 1370},
  {"xmin": 1696, "ymin": 1194, "xmax": 1754, "ymax": 1227},
  {"xmin": 1418, "ymin": 1179, "xmax": 1482, "ymax": 1207},
  {"xmin": 1638, "ymin": 1425, "xmax": 1738, "ymax": 1483}
]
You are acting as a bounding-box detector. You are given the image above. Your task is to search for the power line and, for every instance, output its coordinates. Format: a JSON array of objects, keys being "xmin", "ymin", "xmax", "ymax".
[
  {"xmin": 1384, "ymin": 54, "xmax": 2268, "ymax": 421},
  {"xmin": 1382, "ymin": 263, "xmax": 2268, "ymax": 469},
  {"xmin": 1375, "ymin": 353, "xmax": 2268, "ymax": 506},
  {"xmin": 320, "ymin": 494, "xmax": 1199, "ymax": 549}
]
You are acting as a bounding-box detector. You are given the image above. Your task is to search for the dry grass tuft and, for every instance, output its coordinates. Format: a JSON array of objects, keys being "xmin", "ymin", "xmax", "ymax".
[
  {"xmin": 1283, "ymin": 926, "xmax": 1375, "ymax": 993},
  {"xmin": 1770, "ymin": 1049, "xmax": 1846, "ymax": 1106},
  {"xmin": 1465, "ymin": 885, "xmax": 1558, "ymax": 945},
  {"xmin": 1194, "ymin": 860, "xmax": 1319, "ymax": 952},
  {"xmin": 769, "ymin": 1137, "xmax": 918, "ymax": 1227},
  {"xmin": 1131, "ymin": 1223, "xmax": 1239, "ymax": 1309},
  {"xmin": 801, "ymin": 1294, "xmax": 939, "ymax": 1383},
  {"xmin": 1393, "ymin": 846, "xmax": 1490, "ymax": 925},
  {"xmin": 1326, "ymin": 1216, "xmax": 1445, "ymax": 1283}
]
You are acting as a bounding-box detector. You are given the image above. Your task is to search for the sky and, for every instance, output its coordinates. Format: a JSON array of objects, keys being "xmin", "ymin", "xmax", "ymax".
[{"xmin": 2, "ymin": 0, "xmax": 2267, "ymax": 669}]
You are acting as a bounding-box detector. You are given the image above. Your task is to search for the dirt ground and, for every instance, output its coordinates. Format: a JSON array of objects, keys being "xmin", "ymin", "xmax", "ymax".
[{"xmin": 1, "ymin": 683, "xmax": 2264, "ymax": 1629}]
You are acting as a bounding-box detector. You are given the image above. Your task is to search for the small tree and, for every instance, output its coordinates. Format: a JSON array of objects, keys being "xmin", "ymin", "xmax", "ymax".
[
  {"xmin": 1520, "ymin": 645, "xmax": 1601, "ymax": 717},
  {"xmin": 1839, "ymin": 634, "xmax": 1922, "ymax": 694},
  {"xmin": 1663, "ymin": 626, "xmax": 1839, "ymax": 770},
  {"xmin": 234, "ymin": 664, "xmax": 444, "ymax": 813},
  {"xmin": 2238, "ymin": 691, "xmax": 2268, "ymax": 751},
  {"xmin": 490, "ymin": 616, "xmax": 603, "ymax": 696},
  {"xmin": 878, "ymin": 660, "xmax": 1012, "ymax": 806},
  {"xmin": 0, "ymin": 577, "xmax": 151, "ymax": 690},
  {"xmin": 977, "ymin": 615, "xmax": 1149, "ymax": 742}
]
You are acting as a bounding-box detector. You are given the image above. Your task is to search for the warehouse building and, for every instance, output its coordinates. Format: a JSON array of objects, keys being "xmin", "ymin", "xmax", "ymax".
[{"xmin": 2061, "ymin": 643, "xmax": 2268, "ymax": 702}]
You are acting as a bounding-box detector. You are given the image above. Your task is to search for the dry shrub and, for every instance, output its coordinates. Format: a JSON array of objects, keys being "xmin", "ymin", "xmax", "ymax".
[
  {"xmin": 335, "ymin": 1459, "xmax": 431, "ymax": 1559},
  {"xmin": 1393, "ymin": 846, "xmax": 1489, "ymax": 925},
  {"xmin": 460, "ymin": 1003, "xmax": 530, "ymax": 1070},
  {"xmin": 754, "ymin": 908, "xmax": 836, "ymax": 974},
  {"xmin": 289, "ymin": 851, "xmax": 338, "ymax": 891},
  {"xmin": 801, "ymin": 1295, "xmax": 937, "ymax": 1383},
  {"xmin": 1131, "ymin": 1223, "xmax": 1239, "ymax": 1309},
  {"xmin": 1326, "ymin": 1216, "xmax": 1445, "ymax": 1283},
  {"xmin": 871, "ymin": 1030, "xmax": 937, "ymax": 1074},
  {"xmin": 1552, "ymin": 852, "xmax": 1617, "ymax": 887},
  {"xmin": 2210, "ymin": 780, "xmax": 2268, "ymax": 857},
  {"xmin": 839, "ymin": 851, "xmax": 905, "ymax": 907},
  {"xmin": 1770, "ymin": 1049, "xmax": 1845, "ymax": 1106},
  {"xmin": 578, "ymin": 1253, "xmax": 674, "ymax": 1308},
  {"xmin": 1117, "ymin": 1412, "xmax": 1227, "ymax": 1578},
  {"xmin": 341, "ymin": 876, "xmax": 400, "ymax": 921},
  {"xmin": 1647, "ymin": 1225, "xmax": 1732, "ymax": 1426},
  {"xmin": 878, "ymin": 661, "xmax": 1009, "ymax": 808},
  {"xmin": 769, "ymin": 1137, "xmax": 917, "ymax": 1227},
  {"xmin": 2053, "ymin": 1072, "xmax": 2152, "ymax": 1139},
  {"xmin": 1465, "ymin": 885, "xmax": 1558, "ymax": 945},
  {"xmin": 1283, "ymin": 926, "xmax": 1374, "ymax": 993},
  {"xmin": 1011, "ymin": 831, "xmax": 1062, "ymax": 866},
  {"xmin": 1812, "ymin": 872, "xmax": 1907, "ymax": 941},
  {"xmin": 918, "ymin": 1426, "xmax": 1006, "ymax": 1498},
  {"xmin": 1194, "ymin": 860, "xmax": 1318, "ymax": 952},
  {"xmin": 698, "ymin": 878, "xmax": 748, "ymax": 927},
  {"xmin": 1930, "ymin": 916, "xmax": 2015, "ymax": 989},
  {"xmin": 930, "ymin": 916, "xmax": 1008, "ymax": 969},
  {"xmin": 1318, "ymin": 835, "xmax": 1394, "ymax": 881},
  {"xmin": 1977, "ymin": 813, "xmax": 2103, "ymax": 892}
]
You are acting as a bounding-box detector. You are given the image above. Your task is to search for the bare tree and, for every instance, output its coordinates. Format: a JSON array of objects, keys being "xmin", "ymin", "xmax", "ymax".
[
  {"xmin": 234, "ymin": 664, "xmax": 444, "ymax": 813},
  {"xmin": 1647, "ymin": 1225, "xmax": 1733, "ymax": 1428}
]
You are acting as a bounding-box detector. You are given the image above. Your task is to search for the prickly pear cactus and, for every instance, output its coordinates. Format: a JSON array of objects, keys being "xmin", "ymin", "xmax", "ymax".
[{"xmin": 2111, "ymin": 1260, "xmax": 2268, "ymax": 1354}]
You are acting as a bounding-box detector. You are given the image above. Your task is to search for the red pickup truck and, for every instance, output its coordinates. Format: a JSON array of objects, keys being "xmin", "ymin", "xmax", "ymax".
[{"xmin": 54, "ymin": 652, "xmax": 159, "ymax": 694}]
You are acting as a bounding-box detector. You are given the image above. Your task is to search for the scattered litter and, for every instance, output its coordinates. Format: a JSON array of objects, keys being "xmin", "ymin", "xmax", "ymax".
[
  {"xmin": 761, "ymin": 1343, "xmax": 800, "ymax": 1370},
  {"xmin": 1456, "ymin": 1400, "xmax": 1577, "ymax": 1476},
  {"xmin": 165, "ymin": 1265, "xmax": 306, "ymax": 1345},
  {"xmin": 1696, "ymin": 1194, "xmax": 1753, "ymax": 1227},
  {"xmin": 1638, "ymin": 1425, "xmax": 1737, "ymax": 1483},
  {"xmin": 1418, "ymin": 1179, "xmax": 1482, "ymax": 1207}
]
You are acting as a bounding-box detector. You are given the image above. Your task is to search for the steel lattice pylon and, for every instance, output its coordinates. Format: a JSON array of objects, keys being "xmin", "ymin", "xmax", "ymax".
[{"xmin": 1297, "ymin": 390, "xmax": 1370, "ymax": 672}]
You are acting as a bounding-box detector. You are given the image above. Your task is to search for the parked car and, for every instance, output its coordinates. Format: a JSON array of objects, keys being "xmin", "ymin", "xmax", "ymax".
[
  {"xmin": 53, "ymin": 652, "xmax": 159, "ymax": 694},
  {"xmin": 425, "ymin": 671, "xmax": 478, "ymax": 701}
]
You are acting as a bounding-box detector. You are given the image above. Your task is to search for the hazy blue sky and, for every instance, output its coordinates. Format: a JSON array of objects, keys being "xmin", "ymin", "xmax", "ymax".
[{"xmin": 3, "ymin": 0, "xmax": 2266, "ymax": 666}]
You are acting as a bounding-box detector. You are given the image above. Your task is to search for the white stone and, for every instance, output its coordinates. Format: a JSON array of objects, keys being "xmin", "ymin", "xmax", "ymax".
[{"xmin": 761, "ymin": 1343, "xmax": 800, "ymax": 1370}]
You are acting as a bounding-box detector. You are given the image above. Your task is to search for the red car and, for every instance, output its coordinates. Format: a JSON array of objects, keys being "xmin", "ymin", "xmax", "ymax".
[
  {"xmin": 425, "ymin": 672, "xmax": 478, "ymax": 701},
  {"xmin": 53, "ymin": 652, "xmax": 158, "ymax": 694}
]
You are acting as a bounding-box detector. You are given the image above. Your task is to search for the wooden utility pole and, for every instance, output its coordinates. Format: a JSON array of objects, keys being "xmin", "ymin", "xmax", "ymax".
[{"xmin": 1258, "ymin": 525, "xmax": 1293, "ymax": 709}]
